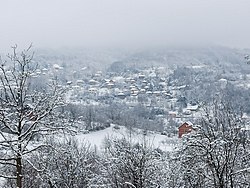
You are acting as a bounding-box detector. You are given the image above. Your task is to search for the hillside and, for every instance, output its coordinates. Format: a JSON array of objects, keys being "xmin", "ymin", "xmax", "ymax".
[{"xmin": 74, "ymin": 124, "xmax": 177, "ymax": 152}]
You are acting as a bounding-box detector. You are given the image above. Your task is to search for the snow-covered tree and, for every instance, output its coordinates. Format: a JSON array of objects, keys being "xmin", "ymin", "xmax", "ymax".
[
  {"xmin": 173, "ymin": 101, "xmax": 250, "ymax": 187},
  {"xmin": 92, "ymin": 136, "xmax": 168, "ymax": 188},
  {"xmin": 21, "ymin": 137, "xmax": 99, "ymax": 188},
  {"xmin": 0, "ymin": 46, "xmax": 65, "ymax": 188}
]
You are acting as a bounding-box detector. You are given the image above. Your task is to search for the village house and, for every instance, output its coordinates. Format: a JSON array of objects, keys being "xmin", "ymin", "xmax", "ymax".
[{"xmin": 178, "ymin": 122, "xmax": 193, "ymax": 138}]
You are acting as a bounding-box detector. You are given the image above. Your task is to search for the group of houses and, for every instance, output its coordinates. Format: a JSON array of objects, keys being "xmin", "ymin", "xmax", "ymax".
[
  {"xmin": 67, "ymin": 67, "xmax": 198, "ymax": 110},
  {"xmin": 48, "ymin": 63, "xmax": 203, "ymax": 137}
]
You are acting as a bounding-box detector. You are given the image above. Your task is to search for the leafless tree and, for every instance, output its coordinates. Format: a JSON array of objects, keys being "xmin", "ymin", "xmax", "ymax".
[
  {"xmin": 21, "ymin": 137, "xmax": 99, "ymax": 188},
  {"xmin": 0, "ymin": 46, "xmax": 65, "ymax": 188},
  {"xmin": 174, "ymin": 101, "xmax": 250, "ymax": 187},
  {"xmin": 92, "ymin": 136, "xmax": 168, "ymax": 188}
]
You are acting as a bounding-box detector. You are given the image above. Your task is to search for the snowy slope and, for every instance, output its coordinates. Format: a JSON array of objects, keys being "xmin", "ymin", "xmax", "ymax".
[{"xmin": 74, "ymin": 124, "xmax": 178, "ymax": 151}]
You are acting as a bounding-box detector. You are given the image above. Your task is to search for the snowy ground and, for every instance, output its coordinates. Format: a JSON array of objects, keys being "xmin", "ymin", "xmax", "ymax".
[
  {"xmin": 74, "ymin": 124, "xmax": 179, "ymax": 152},
  {"xmin": 0, "ymin": 125, "xmax": 178, "ymax": 186}
]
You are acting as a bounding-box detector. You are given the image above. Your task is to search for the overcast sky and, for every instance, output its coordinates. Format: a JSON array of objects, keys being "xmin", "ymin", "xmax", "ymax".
[{"xmin": 1, "ymin": 0, "xmax": 250, "ymax": 52}]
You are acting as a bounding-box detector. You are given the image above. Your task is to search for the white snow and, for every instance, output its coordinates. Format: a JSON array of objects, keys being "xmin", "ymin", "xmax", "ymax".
[{"xmin": 74, "ymin": 124, "xmax": 177, "ymax": 151}]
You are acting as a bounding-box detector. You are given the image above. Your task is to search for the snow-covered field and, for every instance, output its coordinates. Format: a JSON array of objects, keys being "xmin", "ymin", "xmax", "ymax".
[{"xmin": 74, "ymin": 124, "xmax": 178, "ymax": 151}]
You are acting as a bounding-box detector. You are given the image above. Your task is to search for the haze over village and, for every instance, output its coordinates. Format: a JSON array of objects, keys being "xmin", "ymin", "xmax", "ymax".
[{"xmin": 0, "ymin": 1, "xmax": 250, "ymax": 187}]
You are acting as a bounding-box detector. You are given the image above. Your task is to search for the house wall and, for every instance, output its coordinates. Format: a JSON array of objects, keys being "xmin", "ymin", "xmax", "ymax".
[{"xmin": 178, "ymin": 123, "xmax": 192, "ymax": 138}]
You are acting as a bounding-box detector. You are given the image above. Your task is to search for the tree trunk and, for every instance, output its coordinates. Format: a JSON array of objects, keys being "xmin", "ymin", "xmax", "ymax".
[{"xmin": 16, "ymin": 152, "xmax": 22, "ymax": 188}]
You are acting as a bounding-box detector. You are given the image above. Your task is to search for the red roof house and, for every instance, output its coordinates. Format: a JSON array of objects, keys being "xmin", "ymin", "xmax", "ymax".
[{"xmin": 178, "ymin": 122, "xmax": 193, "ymax": 138}]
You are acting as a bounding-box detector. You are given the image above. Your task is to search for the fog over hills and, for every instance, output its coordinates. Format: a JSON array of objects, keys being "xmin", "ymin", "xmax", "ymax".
[
  {"xmin": 1, "ymin": 1, "xmax": 250, "ymax": 187},
  {"xmin": 33, "ymin": 46, "xmax": 249, "ymax": 73}
]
